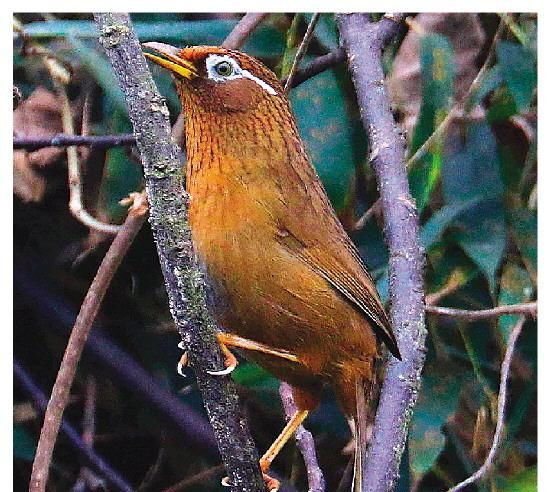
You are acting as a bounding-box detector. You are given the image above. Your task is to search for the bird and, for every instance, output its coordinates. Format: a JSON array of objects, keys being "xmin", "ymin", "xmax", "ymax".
[{"xmin": 143, "ymin": 42, "xmax": 401, "ymax": 492}]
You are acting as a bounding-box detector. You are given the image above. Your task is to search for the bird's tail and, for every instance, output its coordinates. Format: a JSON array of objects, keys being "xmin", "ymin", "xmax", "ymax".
[{"xmin": 352, "ymin": 357, "xmax": 384, "ymax": 492}]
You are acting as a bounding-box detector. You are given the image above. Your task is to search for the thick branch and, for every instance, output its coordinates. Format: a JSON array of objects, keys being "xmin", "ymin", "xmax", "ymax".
[
  {"xmin": 426, "ymin": 302, "xmax": 537, "ymax": 320},
  {"xmin": 338, "ymin": 13, "xmax": 426, "ymax": 492},
  {"xmin": 93, "ymin": 13, "xmax": 266, "ymax": 492}
]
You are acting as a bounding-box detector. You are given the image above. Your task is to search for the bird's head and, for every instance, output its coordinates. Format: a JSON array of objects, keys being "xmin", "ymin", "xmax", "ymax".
[{"xmin": 143, "ymin": 43, "xmax": 285, "ymax": 113}]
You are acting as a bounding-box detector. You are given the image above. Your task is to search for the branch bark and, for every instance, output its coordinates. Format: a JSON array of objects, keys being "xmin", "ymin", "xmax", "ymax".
[
  {"xmin": 221, "ymin": 13, "xmax": 268, "ymax": 50},
  {"xmin": 13, "ymin": 133, "xmax": 136, "ymax": 150},
  {"xmin": 279, "ymin": 383, "xmax": 325, "ymax": 492},
  {"xmin": 93, "ymin": 13, "xmax": 266, "ymax": 492},
  {"xmin": 426, "ymin": 302, "xmax": 537, "ymax": 320},
  {"xmin": 338, "ymin": 13, "xmax": 427, "ymax": 492}
]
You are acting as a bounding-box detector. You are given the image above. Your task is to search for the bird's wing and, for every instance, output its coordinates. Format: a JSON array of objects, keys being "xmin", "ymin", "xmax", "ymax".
[{"xmin": 276, "ymin": 222, "xmax": 401, "ymax": 360}]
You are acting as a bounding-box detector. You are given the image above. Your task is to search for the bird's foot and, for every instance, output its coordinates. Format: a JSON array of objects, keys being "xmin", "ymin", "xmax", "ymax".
[
  {"xmin": 176, "ymin": 341, "xmax": 188, "ymax": 377},
  {"xmin": 220, "ymin": 472, "xmax": 279, "ymax": 492},
  {"xmin": 207, "ymin": 342, "xmax": 238, "ymax": 376}
]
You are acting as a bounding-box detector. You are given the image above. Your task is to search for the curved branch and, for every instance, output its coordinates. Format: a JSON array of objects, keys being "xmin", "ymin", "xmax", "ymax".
[
  {"xmin": 338, "ymin": 13, "xmax": 426, "ymax": 492},
  {"xmin": 94, "ymin": 13, "xmax": 266, "ymax": 492},
  {"xmin": 222, "ymin": 13, "xmax": 268, "ymax": 50},
  {"xmin": 447, "ymin": 316, "xmax": 527, "ymax": 491},
  {"xmin": 29, "ymin": 195, "xmax": 148, "ymax": 492}
]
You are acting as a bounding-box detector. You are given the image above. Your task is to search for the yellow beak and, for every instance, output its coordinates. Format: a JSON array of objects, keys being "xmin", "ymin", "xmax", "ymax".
[{"xmin": 142, "ymin": 42, "xmax": 198, "ymax": 80}]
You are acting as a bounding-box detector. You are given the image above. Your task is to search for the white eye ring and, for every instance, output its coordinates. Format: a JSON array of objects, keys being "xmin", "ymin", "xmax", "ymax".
[{"xmin": 204, "ymin": 54, "xmax": 277, "ymax": 96}]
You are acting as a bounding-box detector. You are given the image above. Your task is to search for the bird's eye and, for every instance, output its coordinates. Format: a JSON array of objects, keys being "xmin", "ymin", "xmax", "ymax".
[{"xmin": 214, "ymin": 61, "xmax": 234, "ymax": 77}]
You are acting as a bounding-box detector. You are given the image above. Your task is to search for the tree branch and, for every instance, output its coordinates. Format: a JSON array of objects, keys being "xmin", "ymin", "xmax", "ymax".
[
  {"xmin": 13, "ymin": 133, "xmax": 136, "ymax": 150},
  {"xmin": 93, "ymin": 13, "xmax": 266, "ymax": 492},
  {"xmin": 283, "ymin": 13, "xmax": 320, "ymax": 94},
  {"xmin": 283, "ymin": 48, "xmax": 345, "ymax": 89},
  {"xmin": 338, "ymin": 13, "xmax": 426, "ymax": 492},
  {"xmin": 221, "ymin": 13, "xmax": 269, "ymax": 50},
  {"xmin": 15, "ymin": 360, "xmax": 133, "ymax": 492},
  {"xmin": 29, "ymin": 194, "xmax": 148, "ymax": 492},
  {"xmin": 446, "ymin": 316, "xmax": 527, "ymax": 491},
  {"xmin": 426, "ymin": 302, "xmax": 537, "ymax": 320},
  {"xmin": 279, "ymin": 383, "xmax": 325, "ymax": 492}
]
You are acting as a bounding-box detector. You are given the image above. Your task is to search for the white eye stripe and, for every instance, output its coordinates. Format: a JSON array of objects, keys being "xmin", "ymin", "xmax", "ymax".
[{"xmin": 204, "ymin": 54, "xmax": 277, "ymax": 96}]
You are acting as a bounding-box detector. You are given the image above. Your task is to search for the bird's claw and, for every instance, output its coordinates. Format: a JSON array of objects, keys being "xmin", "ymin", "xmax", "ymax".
[
  {"xmin": 206, "ymin": 346, "xmax": 238, "ymax": 376},
  {"xmin": 206, "ymin": 360, "xmax": 237, "ymax": 376},
  {"xmin": 220, "ymin": 474, "xmax": 279, "ymax": 491},
  {"xmin": 177, "ymin": 342, "xmax": 188, "ymax": 377}
]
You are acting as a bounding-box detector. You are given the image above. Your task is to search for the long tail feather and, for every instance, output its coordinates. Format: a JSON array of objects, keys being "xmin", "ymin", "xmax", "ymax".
[{"xmin": 352, "ymin": 377, "xmax": 369, "ymax": 492}]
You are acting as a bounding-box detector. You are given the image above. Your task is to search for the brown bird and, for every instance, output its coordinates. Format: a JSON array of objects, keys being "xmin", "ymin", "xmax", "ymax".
[{"xmin": 144, "ymin": 43, "xmax": 401, "ymax": 491}]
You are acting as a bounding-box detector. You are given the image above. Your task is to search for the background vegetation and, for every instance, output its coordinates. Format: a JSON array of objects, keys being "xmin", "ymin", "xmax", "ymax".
[{"xmin": 13, "ymin": 13, "xmax": 537, "ymax": 492}]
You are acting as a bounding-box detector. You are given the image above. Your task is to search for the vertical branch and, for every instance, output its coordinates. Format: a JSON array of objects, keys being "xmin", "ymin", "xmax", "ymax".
[
  {"xmin": 338, "ymin": 13, "xmax": 427, "ymax": 492},
  {"xmin": 93, "ymin": 13, "xmax": 266, "ymax": 492}
]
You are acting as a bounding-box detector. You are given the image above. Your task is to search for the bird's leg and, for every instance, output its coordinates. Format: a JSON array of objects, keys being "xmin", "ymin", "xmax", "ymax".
[
  {"xmin": 259, "ymin": 409, "xmax": 310, "ymax": 490},
  {"xmin": 208, "ymin": 332, "xmax": 301, "ymax": 376}
]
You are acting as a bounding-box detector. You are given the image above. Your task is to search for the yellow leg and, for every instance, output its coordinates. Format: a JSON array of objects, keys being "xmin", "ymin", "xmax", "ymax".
[
  {"xmin": 220, "ymin": 409, "xmax": 310, "ymax": 491},
  {"xmin": 260, "ymin": 409, "xmax": 309, "ymax": 473},
  {"xmin": 208, "ymin": 332, "xmax": 301, "ymax": 376}
]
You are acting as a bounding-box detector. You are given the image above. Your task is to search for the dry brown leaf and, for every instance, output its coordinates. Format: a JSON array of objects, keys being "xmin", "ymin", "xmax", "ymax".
[
  {"xmin": 388, "ymin": 13, "xmax": 486, "ymax": 136},
  {"xmin": 13, "ymin": 87, "xmax": 66, "ymax": 202}
]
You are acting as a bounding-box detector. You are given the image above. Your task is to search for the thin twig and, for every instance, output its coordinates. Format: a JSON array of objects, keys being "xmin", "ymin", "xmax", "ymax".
[
  {"xmin": 352, "ymin": 199, "xmax": 382, "ymax": 231},
  {"xmin": 446, "ymin": 316, "xmax": 527, "ymax": 492},
  {"xmin": 222, "ymin": 13, "xmax": 269, "ymax": 50},
  {"xmin": 338, "ymin": 13, "xmax": 425, "ymax": 492},
  {"xmin": 15, "ymin": 360, "xmax": 133, "ymax": 492},
  {"xmin": 284, "ymin": 13, "xmax": 320, "ymax": 94},
  {"xmin": 406, "ymin": 16, "xmax": 508, "ymax": 168},
  {"xmin": 29, "ymin": 193, "xmax": 148, "ymax": 492},
  {"xmin": 94, "ymin": 13, "xmax": 267, "ymax": 492},
  {"xmin": 46, "ymin": 60, "xmax": 122, "ymax": 235},
  {"xmin": 13, "ymin": 134, "xmax": 137, "ymax": 150},
  {"xmin": 279, "ymin": 383, "xmax": 325, "ymax": 492},
  {"xmin": 283, "ymin": 48, "xmax": 345, "ymax": 89},
  {"xmin": 426, "ymin": 302, "xmax": 537, "ymax": 320}
]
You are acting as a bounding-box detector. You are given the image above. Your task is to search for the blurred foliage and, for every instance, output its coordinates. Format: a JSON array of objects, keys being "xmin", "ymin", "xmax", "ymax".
[{"xmin": 13, "ymin": 12, "xmax": 536, "ymax": 492}]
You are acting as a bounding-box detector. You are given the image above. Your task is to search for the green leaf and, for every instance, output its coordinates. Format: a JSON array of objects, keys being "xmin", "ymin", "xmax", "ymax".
[
  {"xmin": 498, "ymin": 263, "xmax": 533, "ymax": 343},
  {"xmin": 409, "ymin": 33, "xmax": 455, "ymax": 211},
  {"xmin": 487, "ymin": 86, "xmax": 518, "ymax": 123},
  {"xmin": 22, "ymin": 20, "xmax": 285, "ymax": 57},
  {"xmin": 508, "ymin": 208, "xmax": 537, "ymax": 283},
  {"xmin": 410, "ymin": 371, "xmax": 463, "ymax": 476},
  {"xmin": 290, "ymin": 67, "xmax": 362, "ymax": 211},
  {"xmin": 500, "ymin": 466, "xmax": 537, "ymax": 492},
  {"xmin": 232, "ymin": 362, "xmax": 278, "ymax": 390},
  {"xmin": 496, "ymin": 40, "xmax": 536, "ymax": 111},
  {"xmin": 280, "ymin": 14, "xmax": 301, "ymax": 79},
  {"xmin": 420, "ymin": 195, "xmax": 486, "ymax": 250},
  {"xmin": 14, "ymin": 424, "xmax": 36, "ymax": 461},
  {"xmin": 442, "ymin": 122, "xmax": 506, "ymax": 293}
]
